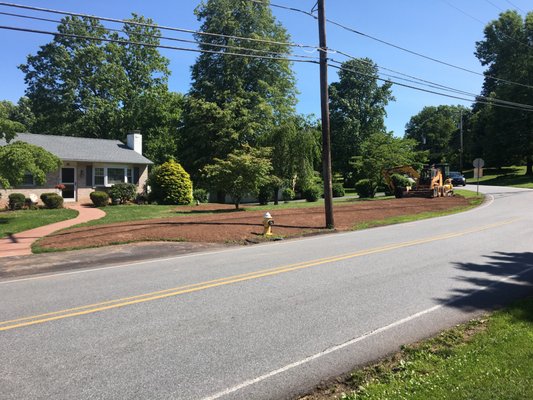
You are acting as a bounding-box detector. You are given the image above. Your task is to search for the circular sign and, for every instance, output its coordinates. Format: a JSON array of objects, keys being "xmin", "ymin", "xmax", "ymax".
[{"xmin": 473, "ymin": 158, "xmax": 485, "ymax": 168}]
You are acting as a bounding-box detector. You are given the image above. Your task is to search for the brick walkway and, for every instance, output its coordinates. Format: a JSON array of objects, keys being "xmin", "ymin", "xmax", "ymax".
[{"xmin": 0, "ymin": 204, "xmax": 106, "ymax": 258}]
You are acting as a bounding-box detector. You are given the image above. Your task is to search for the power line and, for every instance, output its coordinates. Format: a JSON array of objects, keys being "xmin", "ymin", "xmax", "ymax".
[
  {"xmin": 0, "ymin": 24, "xmax": 319, "ymax": 65},
  {"xmin": 0, "ymin": 2, "xmax": 319, "ymax": 51},
  {"xmin": 502, "ymin": 0, "xmax": 526, "ymax": 13},
  {"xmin": 0, "ymin": 10, "xmax": 320, "ymax": 61},
  {"xmin": 2, "ymin": 6, "xmax": 532, "ymax": 112},
  {"xmin": 483, "ymin": 0, "xmax": 505, "ymax": 12},
  {"xmin": 260, "ymin": 0, "xmax": 533, "ymax": 91}
]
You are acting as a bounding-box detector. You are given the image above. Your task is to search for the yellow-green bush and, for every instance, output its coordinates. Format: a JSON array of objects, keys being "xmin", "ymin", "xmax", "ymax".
[{"xmin": 148, "ymin": 160, "xmax": 193, "ymax": 205}]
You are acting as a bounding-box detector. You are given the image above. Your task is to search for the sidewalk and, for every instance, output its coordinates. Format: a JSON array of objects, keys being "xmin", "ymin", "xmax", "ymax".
[{"xmin": 0, "ymin": 204, "xmax": 106, "ymax": 258}]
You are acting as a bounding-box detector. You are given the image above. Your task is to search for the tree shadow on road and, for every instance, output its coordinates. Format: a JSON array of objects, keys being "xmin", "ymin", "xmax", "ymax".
[{"xmin": 434, "ymin": 251, "xmax": 533, "ymax": 323}]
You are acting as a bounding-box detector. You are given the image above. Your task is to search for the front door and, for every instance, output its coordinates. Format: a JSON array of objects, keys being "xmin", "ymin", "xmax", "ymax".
[{"xmin": 61, "ymin": 167, "xmax": 76, "ymax": 201}]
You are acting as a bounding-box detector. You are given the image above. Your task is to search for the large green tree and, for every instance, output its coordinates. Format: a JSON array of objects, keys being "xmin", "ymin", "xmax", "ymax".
[
  {"xmin": 474, "ymin": 10, "xmax": 533, "ymax": 174},
  {"xmin": 180, "ymin": 0, "xmax": 297, "ymax": 178},
  {"xmin": 0, "ymin": 142, "xmax": 61, "ymax": 189},
  {"xmin": 0, "ymin": 98, "xmax": 35, "ymax": 142},
  {"xmin": 202, "ymin": 145, "xmax": 272, "ymax": 209},
  {"xmin": 329, "ymin": 58, "xmax": 394, "ymax": 181},
  {"xmin": 405, "ymin": 105, "xmax": 470, "ymax": 166},
  {"xmin": 19, "ymin": 14, "xmax": 178, "ymax": 159}
]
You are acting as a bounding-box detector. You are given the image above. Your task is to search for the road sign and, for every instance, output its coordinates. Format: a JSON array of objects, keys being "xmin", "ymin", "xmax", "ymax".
[
  {"xmin": 473, "ymin": 158, "xmax": 485, "ymax": 168},
  {"xmin": 474, "ymin": 168, "xmax": 483, "ymax": 179}
]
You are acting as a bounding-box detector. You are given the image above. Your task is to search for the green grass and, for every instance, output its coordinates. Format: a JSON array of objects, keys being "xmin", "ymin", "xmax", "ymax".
[
  {"xmin": 353, "ymin": 191, "xmax": 483, "ymax": 230},
  {"xmin": 334, "ymin": 297, "xmax": 533, "ymax": 400},
  {"xmin": 464, "ymin": 165, "xmax": 533, "ymax": 188},
  {"xmin": 0, "ymin": 208, "xmax": 78, "ymax": 238}
]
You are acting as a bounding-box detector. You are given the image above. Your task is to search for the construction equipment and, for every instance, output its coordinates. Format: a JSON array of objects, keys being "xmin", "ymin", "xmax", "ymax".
[{"xmin": 383, "ymin": 165, "xmax": 453, "ymax": 198}]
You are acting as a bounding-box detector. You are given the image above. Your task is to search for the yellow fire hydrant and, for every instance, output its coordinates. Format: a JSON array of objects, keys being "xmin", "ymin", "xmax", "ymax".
[{"xmin": 263, "ymin": 212, "xmax": 274, "ymax": 236}]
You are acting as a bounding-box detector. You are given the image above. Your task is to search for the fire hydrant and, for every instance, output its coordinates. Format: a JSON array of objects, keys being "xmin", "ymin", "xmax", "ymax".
[{"xmin": 263, "ymin": 212, "xmax": 274, "ymax": 236}]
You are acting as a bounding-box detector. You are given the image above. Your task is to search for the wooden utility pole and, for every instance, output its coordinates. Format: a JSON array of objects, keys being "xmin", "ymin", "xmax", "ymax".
[{"xmin": 318, "ymin": 0, "xmax": 335, "ymax": 229}]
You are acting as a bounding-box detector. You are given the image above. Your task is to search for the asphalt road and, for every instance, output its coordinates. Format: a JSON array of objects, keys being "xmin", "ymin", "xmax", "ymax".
[{"xmin": 1, "ymin": 185, "xmax": 533, "ymax": 400}]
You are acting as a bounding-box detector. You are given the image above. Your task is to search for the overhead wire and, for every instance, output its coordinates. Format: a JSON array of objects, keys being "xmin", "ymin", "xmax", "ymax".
[
  {"xmin": 502, "ymin": 0, "xmax": 526, "ymax": 13},
  {"xmin": 256, "ymin": 0, "xmax": 533, "ymax": 91},
  {"xmin": 1, "ymin": 2, "xmax": 531, "ymax": 112}
]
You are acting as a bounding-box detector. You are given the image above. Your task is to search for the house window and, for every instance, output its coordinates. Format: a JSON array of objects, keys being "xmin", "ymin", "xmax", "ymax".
[
  {"xmin": 94, "ymin": 168, "xmax": 104, "ymax": 186},
  {"xmin": 22, "ymin": 172, "xmax": 34, "ymax": 186},
  {"xmin": 126, "ymin": 168, "xmax": 133, "ymax": 184},
  {"xmin": 108, "ymin": 168, "xmax": 126, "ymax": 185}
]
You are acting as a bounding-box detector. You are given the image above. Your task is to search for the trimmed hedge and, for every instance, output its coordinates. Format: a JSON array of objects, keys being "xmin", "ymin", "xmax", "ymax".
[
  {"xmin": 90, "ymin": 191, "xmax": 110, "ymax": 207},
  {"xmin": 8, "ymin": 193, "xmax": 25, "ymax": 210},
  {"xmin": 303, "ymin": 185, "xmax": 322, "ymax": 202},
  {"xmin": 355, "ymin": 179, "xmax": 376, "ymax": 198},
  {"xmin": 40, "ymin": 193, "xmax": 63, "ymax": 209},
  {"xmin": 108, "ymin": 183, "xmax": 136, "ymax": 205},
  {"xmin": 332, "ymin": 183, "xmax": 345, "ymax": 198},
  {"xmin": 148, "ymin": 160, "xmax": 193, "ymax": 205},
  {"xmin": 193, "ymin": 188, "xmax": 208, "ymax": 204}
]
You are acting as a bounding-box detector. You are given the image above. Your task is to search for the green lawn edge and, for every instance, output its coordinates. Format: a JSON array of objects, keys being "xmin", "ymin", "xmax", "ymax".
[{"xmin": 0, "ymin": 208, "xmax": 79, "ymax": 238}]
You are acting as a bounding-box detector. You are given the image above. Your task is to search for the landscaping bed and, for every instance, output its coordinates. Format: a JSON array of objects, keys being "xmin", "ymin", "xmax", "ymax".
[{"xmin": 36, "ymin": 196, "xmax": 471, "ymax": 251}]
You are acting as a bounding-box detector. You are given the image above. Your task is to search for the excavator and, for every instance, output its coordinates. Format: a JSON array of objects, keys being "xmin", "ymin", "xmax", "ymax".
[{"xmin": 383, "ymin": 164, "xmax": 453, "ymax": 198}]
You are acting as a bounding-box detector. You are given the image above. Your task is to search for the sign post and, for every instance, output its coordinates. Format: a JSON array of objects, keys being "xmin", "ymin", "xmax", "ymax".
[{"xmin": 473, "ymin": 158, "xmax": 485, "ymax": 195}]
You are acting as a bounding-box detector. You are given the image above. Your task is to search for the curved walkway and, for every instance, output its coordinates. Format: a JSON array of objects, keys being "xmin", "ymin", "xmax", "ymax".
[{"xmin": 0, "ymin": 204, "xmax": 106, "ymax": 258}]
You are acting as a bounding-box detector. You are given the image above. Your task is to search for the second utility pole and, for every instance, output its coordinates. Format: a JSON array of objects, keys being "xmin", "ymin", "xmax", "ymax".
[{"xmin": 318, "ymin": 0, "xmax": 335, "ymax": 229}]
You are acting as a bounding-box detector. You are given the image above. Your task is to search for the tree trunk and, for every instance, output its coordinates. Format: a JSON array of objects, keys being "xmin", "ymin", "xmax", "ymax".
[
  {"xmin": 273, "ymin": 186, "xmax": 279, "ymax": 205},
  {"xmin": 526, "ymin": 154, "xmax": 533, "ymax": 176}
]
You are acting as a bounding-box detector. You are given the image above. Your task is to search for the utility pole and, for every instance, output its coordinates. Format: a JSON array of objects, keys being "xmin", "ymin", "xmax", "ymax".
[
  {"xmin": 459, "ymin": 109, "xmax": 463, "ymax": 174},
  {"xmin": 318, "ymin": 0, "xmax": 335, "ymax": 229}
]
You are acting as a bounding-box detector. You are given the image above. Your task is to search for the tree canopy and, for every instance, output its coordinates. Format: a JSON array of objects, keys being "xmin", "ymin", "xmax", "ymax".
[{"xmin": 330, "ymin": 58, "xmax": 394, "ymax": 180}]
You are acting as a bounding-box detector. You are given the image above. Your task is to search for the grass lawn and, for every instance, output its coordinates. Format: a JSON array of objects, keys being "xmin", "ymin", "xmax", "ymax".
[
  {"xmin": 307, "ymin": 297, "xmax": 533, "ymax": 400},
  {"xmin": 464, "ymin": 166, "xmax": 533, "ymax": 189},
  {"xmin": 0, "ymin": 208, "xmax": 78, "ymax": 238}
]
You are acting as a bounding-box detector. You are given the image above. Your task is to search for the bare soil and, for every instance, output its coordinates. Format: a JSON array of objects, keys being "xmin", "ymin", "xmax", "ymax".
[{"xmin": 37, "ymin": 196, "xmax": 470, "ymax": 251}]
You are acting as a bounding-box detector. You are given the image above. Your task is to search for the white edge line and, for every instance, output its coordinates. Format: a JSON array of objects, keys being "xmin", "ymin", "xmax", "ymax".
[
  {"xmin": 200, "ymin": 265, "xmax": 533, "ymax": 400},
  {"xmin": 0, "ymin": 192, "xmax": 500, "ymax": 285}
]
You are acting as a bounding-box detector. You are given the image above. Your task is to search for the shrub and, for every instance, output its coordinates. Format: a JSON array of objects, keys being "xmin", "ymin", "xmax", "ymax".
[
  {"xmin": 8, "ymin": 193, "xmax": 25, "ymax": 210},
  {"xmin": 193, "ymin": 188, "xmax": 208, "ymax": 203},
  {"xmin": 108, "ymin": 183, "xmax": 136, "ymax": 205},
  {"xmin": 148, "ymin": 160, "xmax": 193, "ymax": 205},
  {"xmin": 332, "ymin": 183, "xmax": 345, "ymax": 198},
  {"xmin": 303, "ymin": 185, "xmax": 322, "ymax": 202},
  {"xmin": 390, "ymin": 173, "xmax": 412, "ymax": 188},
  {"xmin": 257, "ymin": 185, "xmax": 271, "ymax": 205},
  {"xmin": 281, "ymin": 188, "xmax": 295, "ymax": 202},
  {"xmin": 355, "ymin": 179, "xmax": 377, "ymax": 198},
  {"xmin": 41, "ymin": 193, "xmax": 63, "ymax": 209},
  {"xmin": 90, "ymin": 191, "xmax": 110, "ymax": 207}
]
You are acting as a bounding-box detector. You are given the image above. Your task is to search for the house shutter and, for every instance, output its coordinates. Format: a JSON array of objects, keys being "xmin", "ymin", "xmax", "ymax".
[
  {"xmin": 86, "ymin": 166, "xmax": 93, "ymax": 187},
  {"xmin": 133, "ymin": 167, "xmax": 140, "ymax": 185}
]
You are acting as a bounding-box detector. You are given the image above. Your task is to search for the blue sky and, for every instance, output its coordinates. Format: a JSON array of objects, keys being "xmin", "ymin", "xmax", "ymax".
[{"xmin": 0, "ymin": 0, "xmax": 530, "ymax": 136}]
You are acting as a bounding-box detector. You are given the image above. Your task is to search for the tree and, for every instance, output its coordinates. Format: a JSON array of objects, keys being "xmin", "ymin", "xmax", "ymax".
[
  {"xmin": 148, "ymin": 159, "xmax": 193, "ymax": 205},
  {"xmin": 181, "ymin": 0, "xmax": 297, "ymax": 176},
  {"xmin": 404, "ymin": 105, "xmax": 469, "ymax": 166},
  {"xmin": 351, "ymin": 131, "xmax": 427, "ymax": 190},
  {"xmin": 0, "ymin": 98, "xmax": 35, "ymax": 142},
  {"xmin": 202, "ymin": 145, "xmax": 272, "ymax": 209},
  {"xmin": 474, "ymin": 10, "xmax": 533, "ymax": 174},
  {"xmin": 0, "ymin": 142, "xmax": 61, "ymax": 189},
  {"xmin": 329, "ymin": 58, "xmax": 394, "ymax": 181},
  {"xmin": 19, "ymin": 14, "xmax": 178, "ymax": 158},
  {"xmin": 261, "ymin": 115, "xmax": 321, "ymax": 202}
]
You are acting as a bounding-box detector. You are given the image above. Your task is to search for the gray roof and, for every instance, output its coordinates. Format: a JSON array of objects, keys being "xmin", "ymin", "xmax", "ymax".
[{"xmin": 0, "ymin": 133, "xmax": 153, "ymax": 165}]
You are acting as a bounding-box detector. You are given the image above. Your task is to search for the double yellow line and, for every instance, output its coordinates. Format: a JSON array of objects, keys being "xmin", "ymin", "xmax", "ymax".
[{"xmin": 0, "ymin": 219, "xmax": 517, "ymax": 332}]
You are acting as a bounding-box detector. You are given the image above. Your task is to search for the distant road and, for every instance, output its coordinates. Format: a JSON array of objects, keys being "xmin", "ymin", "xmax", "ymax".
[{"xmin": 1, "ymin": 185, "xmax": 533, "ymax": 400}]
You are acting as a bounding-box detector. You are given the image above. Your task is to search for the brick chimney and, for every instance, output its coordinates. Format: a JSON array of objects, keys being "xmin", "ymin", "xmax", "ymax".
[{"xmin": 127, "ymin": 130, "xmax": 142, "ymax": 155}]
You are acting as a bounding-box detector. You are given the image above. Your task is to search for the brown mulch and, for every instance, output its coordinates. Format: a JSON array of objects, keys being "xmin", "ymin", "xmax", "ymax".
[{"xmin": 37, "ymin": 197, "xmax": 470, "ymax": 251}]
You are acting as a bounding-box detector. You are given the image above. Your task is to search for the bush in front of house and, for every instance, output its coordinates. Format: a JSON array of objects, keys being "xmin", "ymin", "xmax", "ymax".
[
  {"xmin": 355, "ymin": 179, "xmax": 377, "ymax": 198},
  {"xmin": 193, "ymin": 188, "xmax": 208, "ymax": 204},
  {"xmin": 282, "ymin": 188, "xmax": 295, "ymax": 202},
  {"xmin": 108, "ymin": 183, "xmax": 136, "ymax": 205},
  {"xmin": 90, "ymin": 191, "xmax": 110, "ymax": 207},
  {"xmin": 303, "ymin": 185, "xmax": 322, "ymax": 202},
  {"xmin": 8, "ymin": 193, "xmax": 26, "ymax": 210},
  {"xmin": 332, "ymin": 183, "xmax": 345, "ymax": 198},
  {"xmin": 148, "ymin": 160, "xmax": 193, "ymax": 205},
  {"xmin": 40, "ymin": 193, "xmax": 64, "ymax": 209}
]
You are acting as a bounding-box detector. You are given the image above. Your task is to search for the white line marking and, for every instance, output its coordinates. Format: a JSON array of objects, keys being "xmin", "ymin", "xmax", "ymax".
[{"xmin": 201, "ymin": 265, "xmax": 533, "ymax": 400}]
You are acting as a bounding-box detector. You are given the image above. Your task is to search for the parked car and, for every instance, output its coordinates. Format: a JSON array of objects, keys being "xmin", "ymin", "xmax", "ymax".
[{"xmin": 449, "ymin": 171, "xmax": 466, "ymax": 186}]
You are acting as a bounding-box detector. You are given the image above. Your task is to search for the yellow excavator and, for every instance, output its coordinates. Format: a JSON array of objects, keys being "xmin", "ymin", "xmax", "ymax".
[{"xmin": 383, "ymin": 164, "xmax": 453, "ymax": 198}]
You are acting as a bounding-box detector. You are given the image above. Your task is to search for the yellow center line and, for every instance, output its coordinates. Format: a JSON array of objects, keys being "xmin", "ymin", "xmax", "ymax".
[{"xmin": 0, "ymin": 219, "xmax": 518, "ymax": 332}]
